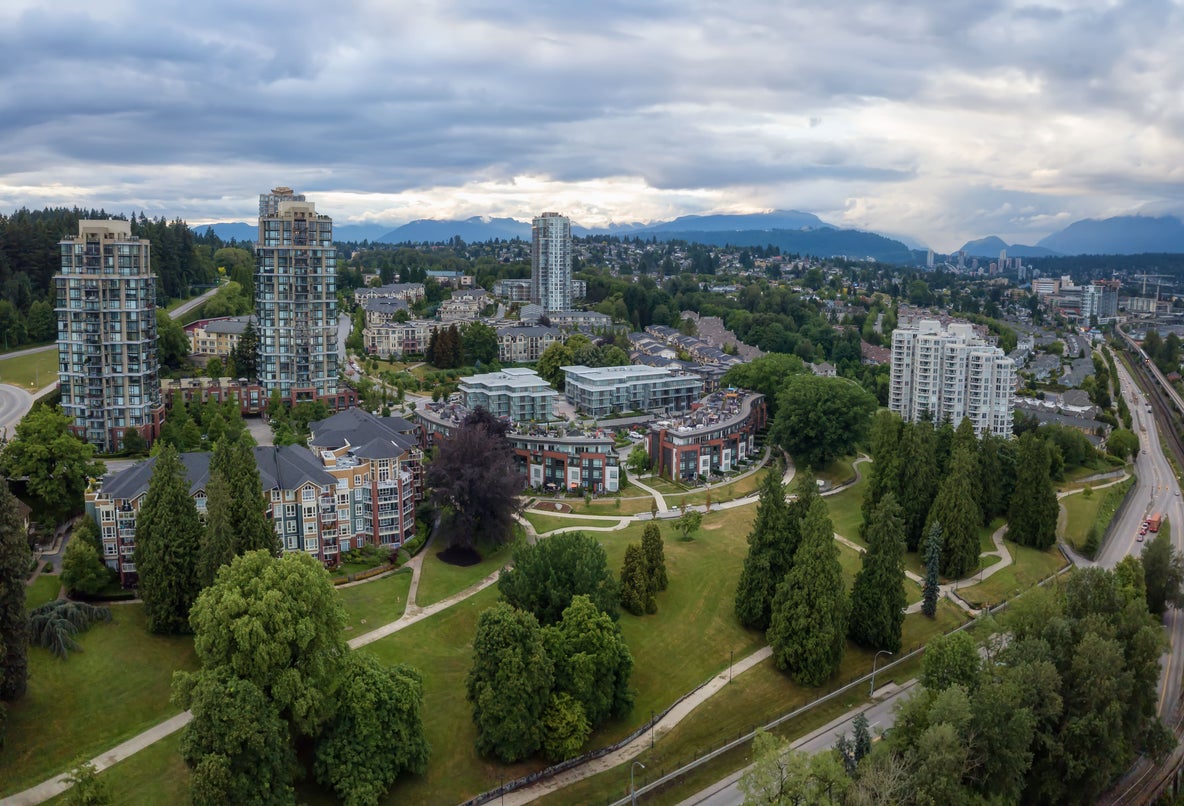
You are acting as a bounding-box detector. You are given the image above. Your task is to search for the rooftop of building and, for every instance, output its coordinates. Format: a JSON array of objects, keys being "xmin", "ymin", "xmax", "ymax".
[
  {"xmin": 461, "ymin": 368, "xmax": 556, "ymax": 390},
  {"xmin": 193, "ymin": 316, "xmax": 253, "ymax": 335},
  {"xmin": 650, "ymin": 389, "xmax": 764, "ymax": 437},
  {"xmin": 308, "ymin": 408, "xmax": 418, "ymax": 453},
  {"xmin": 361, "ymin": 297, "xmax": 410, "ymax": 314},
  {"xmin": 561, "ymin": 364, "xmax": 699, "ymax": 382},
  {"xmin": 497, "ymin": 324, "xmax": 560, "ymax": 337}
]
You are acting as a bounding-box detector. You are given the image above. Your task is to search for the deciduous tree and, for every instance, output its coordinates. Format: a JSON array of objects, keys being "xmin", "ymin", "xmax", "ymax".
[
  {"xmin": 768, "ymin": 375, "xmax": 877, "ymax": 468},
  {"xmin": 313, "ymin": 655, "xmax": 429, "ymax": 806},
  {"xmin": 466, "ymin": 602, "xmax": 554, "ymax": 762},
  {"xmin": 60, "ymin": 538, "xmax": 112, "ymax": 596},
  {"xmin": 0, "ymin": 406, "xmax": 104, "ymax": 520},
  {"xmin": 544, "ymin": 594, "xmax": 634, "ymax": 726},
  {"xmin": 134, "ymin": 445, "xmax": 202, "ymax": 634},
  {"xmin": 499, "ymin": 531, "xmax": 619, "ymax": 624},
  {"xmin": 1142, "ymin": 530, "xmax": 1184, "ymax": 616},
  {"xmin": 427, "ymin": 408, "xmax": 523, "ymax": 551}
]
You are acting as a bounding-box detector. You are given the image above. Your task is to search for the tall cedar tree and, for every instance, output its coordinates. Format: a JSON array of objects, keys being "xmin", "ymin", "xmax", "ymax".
[
  {"xmin": 767, "ymin": 497, "xmax": 849, "ymax": 686},
  {"xmin": 0, "ymin": 477, "xmax": 29, "ymax": 701},
  {"xmin": 619, "ymin": 543, "xmax": 654, "ymax": 616},
  {"xmin": 500, "ymin": 530, "xmax": 620, "ymax": 624},
  {"xmin": 734, "ymin": 466, "xmax": 790, "ymax": 630},
  {"xmin": 895, "ymin": 422, "xmax": 939, "ymax": 551},
  {"xmin": 922, "ymin": 523, "xmax": 942, "ymax": 617},
  {"xmin": 978, "ymin": 434, "xmax": 1016, "ymax": 523},
  {"xmin": 640, "ymin": 522, "xmax": 668, "ymax": 592},
  {"xmin": 200, "ymin": 437, "xmax": 279, "ymax": 586},
  {"xmin": 848, "ymin": 492, "xmax": 907, "ymax": 651},
  {"xmin": 860, "ymin": 410, "xmax": 902, "ymax": 539},
  {"xmin": 1008, "ymin": 432, "xmax": 1059, "ymax": 549},
  {"xmin": 466, "ymin": 602, "xmax": 555, "ymax": 763},
  {"xmin": 926, "ymin": 437, "xmax": 982, "ymax": 578},
  {"xmin": 134, "ymin": 444, "xmax": 203, "ymax": 634},
  {"xmin": 427, "ymin": 408, "xmax": 524, "ymax": 551}
]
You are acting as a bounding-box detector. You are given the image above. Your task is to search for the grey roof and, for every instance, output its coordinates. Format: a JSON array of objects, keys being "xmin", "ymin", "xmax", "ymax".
[
  {"xmin": 203, "ymin": 316, "xmax": 252, "ymax": 335},
  {"xmin": 308, "ymin": 408, "xmax": 418, "ymax": 453},
  {"xmin": 351, "ymin": 437, "xmax": 405, "ymax": 460},
  {"xmin": 100, "ymin": 445, "xmax": 334, "ymax": 501},
  {"xmin": 362, "ymin": 297, "xmax": 410, "ymax": 314},
  {"xmin": 497, "ymin": 324, "xmax": 559, "ymax": 338}
]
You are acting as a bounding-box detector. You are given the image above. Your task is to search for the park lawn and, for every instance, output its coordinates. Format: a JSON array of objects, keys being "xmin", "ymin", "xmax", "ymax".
[
  {"xmin": 1061, "ymin": 489, "xmax": 1106, "ymax": 548},
  {"xmin": 0, "ymin": 347, "xmax": 57, "ymax": 391},
  {"xmin": 666, "ymin": 469, "xmax": 766, "ymax": 509},
  {"xmin": 815, "ymin": 455, "xmax": 859, "ymax": 488},
  {"xmin": 338, "ymin": 569, "xmax": 412, "ymax": 637},
  {"xmin": 824, "ymin": 471, "xmax": 869, "ymax": 547},
  {"xmin": 638, "ymin": 475, "xmax": 690, "ymax": 495},
  {"xmin": 523, "ymin": 512, "xmax": 620, "ymax": 534},
  {"xmin": 535, "ymin": 599, "xmax": 967, "ymax": 806},
  {"xmin": 25, "ymin": 574, "xmax": 63, "ymax": 610},
  {"xmin": 0, "ymin": 604, "xmax": 197, "ymax": 798},
  {"xmin": 414, "ymin": 536, "xmax": 516, "ymax": 607},
  {"xmin": 43, "ymin": 732, "xmax": 190, "ymax": 806},
  {"xmin": 562, "ymin": 495, "xmax": 656, "ymax": 516},
  {"xmin": 958, "ymin": 542, "xmax": 1067, "ymax": 609}
]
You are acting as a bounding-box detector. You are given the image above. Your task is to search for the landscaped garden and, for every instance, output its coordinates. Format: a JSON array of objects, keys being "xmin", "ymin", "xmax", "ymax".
[
  {"xmin": 957, "ymin": 543, "xmax": 1067, "ymax": 608},
  {"xmin": 523, "ymin": 511, "xmax": 620, "ymax": 535}
]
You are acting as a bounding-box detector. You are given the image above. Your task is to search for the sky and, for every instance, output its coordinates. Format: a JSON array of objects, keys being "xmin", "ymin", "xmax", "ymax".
[{"xmin": 1, "ymin": 0, "xmax": 1182, "ymax": 252}]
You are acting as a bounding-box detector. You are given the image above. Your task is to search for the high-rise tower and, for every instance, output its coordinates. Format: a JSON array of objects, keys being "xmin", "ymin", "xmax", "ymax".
[
  {"xmin": 254, "ymin": 188, "xmax": 339, "ymax": 403},
  {"xmin": 530, "ymin": 212, "xmax": 572, "ymax": 312},
  {"xmin": 56, "ymin": 220, "xmax": 163, "ymax": 452}
]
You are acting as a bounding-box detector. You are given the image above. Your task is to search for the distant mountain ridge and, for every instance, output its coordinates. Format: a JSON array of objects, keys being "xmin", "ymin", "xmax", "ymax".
[
  {"xmin": 1036, "ymin": 215, "xmax": 1184, "ymax": 255},
  {"xmin": 957, "ymin": 235, "xmax": 1059, "ymax": 259}
]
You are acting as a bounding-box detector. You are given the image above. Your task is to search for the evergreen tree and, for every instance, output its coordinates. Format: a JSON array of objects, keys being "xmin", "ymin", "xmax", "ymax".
[
  {"xmin": 848, "ymin": 492, "xmax": 907, "ymax": 652},
  {"xmin": 978, "ymin": 433, "xmax": 1016, "ymax": 523},
  {"xmin": 230, "ymin": 320, "xmax": 258, "ymax": 379},
  {"xmin": 201, "ymin": 437, "xmax": 280, "ymax": 587},
  {"xmin": 926, "ymin": 439, "xmax": 982, "ymax": 579},
  {"xmin": 0, "ymin": 477, "xmax": 29, "ymax": 701},
  {"xmin": 767, "ymin": 497, "xmax": 848, "ymax": 686},
  {"xmin": 619, "ymin": 544, "xmax": 654, "ymax": 616},
  {"xmin": 922, "ymin": 523, "xmax": 941, "ymax": 617},
  {"xmin": 734, "ymin": 466, "xmax": 790, "ymax": 630},
  {"xmin": 198, "ymin": 441, "xmax": 236, "ymax": 587},
  {"xmin": 860, "ymin": 410, "xmax": 902, "ymax": 539},
  {"xmin": 894, "ymin": 422, "xmax": 939, "ymax": 551},
  {"xmin": 640, "ymin": 522, "xmax": 667, "ymax": 593},
  {"xmin": 1008, "ymin": 433, "xmax": 1059, "ymax": 549},
  {"xmin": 134, "ymin": 445, "xmax": 203, "ymax": 634}
]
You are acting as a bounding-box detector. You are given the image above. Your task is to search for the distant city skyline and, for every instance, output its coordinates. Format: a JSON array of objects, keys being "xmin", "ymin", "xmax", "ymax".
[{"xmin": 2, "ymin": 1, "xmax": 1182, "ymax": 252}]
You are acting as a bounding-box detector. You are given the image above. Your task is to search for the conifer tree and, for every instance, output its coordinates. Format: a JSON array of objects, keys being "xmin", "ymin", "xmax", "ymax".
[
  {"xmin": 767, "ymin": 497, "xmax": 848, "ymax": 686},
  {"xmin": 922, "ymin": 523, "xmax": 942, "ymax": 618},
  {"xmin": 199, "ymin": 441, "xmax": 236, "ymax": 587},
  {"xmin": 0, "ymin": 477, "xmax": 29, "ymax": 701},
  {"xmin": 861, "ymin": 410, "xmax": 901, "ymax": 539},
  {"xmin": 849, "ymin": 492, "xmax": 907, "ymax": 652},
  {"xmin": 926, "ymin": 439, "xmax": 982, "ymax": 579},
  {"xmin": 895, "ymin": 422, "xmax": 939, "ymax": 551},
  {"xmin": 1008, "ymin": 433, "xmax": 1059, "ymax": 549},
  {"xmin": 619, "ymin": 544, "xmax": 654, "ymax": 616},
  {"xmin": 735, "ymin": 466, "xmax": 790, "ymax": 630},
  {"xmin": 640, "ymin": 522, "xmax": 667, "ymax": 593},
  {"xmin": 135, "ymin": 444, "xmax": 203, "ymax": 633}
]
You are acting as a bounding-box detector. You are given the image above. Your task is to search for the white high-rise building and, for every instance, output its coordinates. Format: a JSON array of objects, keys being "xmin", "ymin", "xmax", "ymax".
[
  {"xmin": 889, "ymin": 319, "xmax": 1014, "ymax": 437},
  {"xmin": 530, "ymin": 212, "xmax": 572, "ymax": 312}
]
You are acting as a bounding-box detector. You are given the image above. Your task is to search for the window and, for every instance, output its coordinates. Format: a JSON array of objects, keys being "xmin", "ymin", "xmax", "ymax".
[
  {"xmin": 285, "ymin": 504, "xmax": 296, "ymax": 518},
  {"xmin": 286, "ymin": 520, "xmax": 296, "ymax": 533}
]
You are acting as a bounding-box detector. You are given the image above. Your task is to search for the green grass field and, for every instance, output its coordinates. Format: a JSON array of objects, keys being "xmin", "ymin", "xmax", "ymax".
[
  {"xmin": 25, "ymin": 574, "xmax": 63, "ymax": 610},
  {"xmin": 815, "ymin": 455, "xmax": 859, "ymax": 488},
  {"xmin": 414, "ymin": 537, "xmax": 515, "ymax": 607},
  {"xmin": 825, "ymin": 471, "xmax": 869, "ymax": 547},
  {"xmin": 43, "ymin": 732, "xmax": 189, "ymax": 806},
  {"xmin": 1060, "ymin": 478, "xmax": 1134, "ymax": 551},
  {"xmin": 523, "ymin": 512, "xmax": 621, "ymax": 534},
  {"xmin": 958, "ymin": 542, "xmax": 1067, "ymax": 608},
  {"xmin": 666, "ymin": 469, "xmax": 766, "ymax": 509},
  {"xmin": 0, "ymin": 605, "xmax": 197, "ymax": 798},
  {"xmin": 338, "ymin": 569, "xmax": 412, "ymax": 637},
  {"xmin": 0, "ymin": 347, "xmax": 57, "ymax": 391}
]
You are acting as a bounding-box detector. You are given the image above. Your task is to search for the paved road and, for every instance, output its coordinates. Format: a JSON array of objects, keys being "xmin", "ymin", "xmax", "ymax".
[
  {"xmin": 169, "ymin": 286, "xmax": 221, "ymax": 320},
  {"xmin": 0, "ymin": 343, "xmax": 55, "ymax": 362},
  {"xmin": 0, "ymin": 385, "xmax": 34, "ymax": 442}
]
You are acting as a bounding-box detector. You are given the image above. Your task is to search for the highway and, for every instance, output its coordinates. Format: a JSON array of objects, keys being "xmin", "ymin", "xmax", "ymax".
[{"xmin": 0, "ymin": 385, "xmax": 34, "ymax": 443}]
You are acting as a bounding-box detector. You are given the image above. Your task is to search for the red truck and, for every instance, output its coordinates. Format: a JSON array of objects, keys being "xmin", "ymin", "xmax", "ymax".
[{"xmin": 1149, "ymin": 512, "xmax": 1163, "ymax": 533}]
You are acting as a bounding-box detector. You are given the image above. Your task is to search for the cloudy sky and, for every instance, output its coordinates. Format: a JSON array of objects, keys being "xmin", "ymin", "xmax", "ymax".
[{"xmin": 1, "ymin": 0, "xmax": 1181, "ymax": 251}]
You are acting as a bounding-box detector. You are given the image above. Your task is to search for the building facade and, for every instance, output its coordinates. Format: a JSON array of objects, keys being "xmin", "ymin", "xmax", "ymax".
[
  {"xmin": 363, "ymin": 319, "xmax": 442, "ymax": 358},
  {"xmin": 255, "ymin": 188, "xmax": 340, "ymax": 405},
  {"xmin": 56, "ymin": 220, "xmax": 164, "ymax": 452},
  {"xmin": 353, "ymin": 283, "xmax": 425, "ymax": 305},
  {"xmin": 889, "ymin": 319, "xmax": 1015, "ymax": 437},
  {"xmin": 459, "ymin": 368, "xmax": 560, "ymax": 422},
  {"xmin": 562, "ymin": 364, "xmax": 704, "ymax": 418},
  {"xmin": 647, "ymin": 390, "xmax": 767, "ymax": 480},
  {"xmin": 497, "ymin": 324, "xmax": 560, "ymax": 363},
  {"xmin": 186, "ymin": 316, "xmax": 251, "ymax": 357},
  {"xmin": 530, "ymin": 212, "xmax": 572, "ymax": 312}
]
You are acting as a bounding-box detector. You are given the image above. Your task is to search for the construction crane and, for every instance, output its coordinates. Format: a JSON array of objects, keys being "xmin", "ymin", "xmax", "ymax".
[{"xmin": 1133, "ymin": 273, "xmax": 1172, "ymax": 298}]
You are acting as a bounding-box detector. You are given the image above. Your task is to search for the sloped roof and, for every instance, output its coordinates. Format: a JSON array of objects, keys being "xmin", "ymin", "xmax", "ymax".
[
  {"xmin": 103, "ymin": 451, "xmax": 213, "ymax": 500},
  {"xmin": 252, "ymin": 445, "xmax": 336, "ymax": 491},
  {"xmin": 308, "ymin": 408, "xmax": 418, "ymax": 453}
]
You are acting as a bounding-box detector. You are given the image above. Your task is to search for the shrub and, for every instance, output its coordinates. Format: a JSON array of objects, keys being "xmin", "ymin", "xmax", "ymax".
[{"xmin": 28, "ymin": 600, "xmax": 112, "ymax": 659}]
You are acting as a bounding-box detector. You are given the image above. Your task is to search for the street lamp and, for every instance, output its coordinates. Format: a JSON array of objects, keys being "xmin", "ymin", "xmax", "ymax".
[
  {"xmin": 631, "ymin": 761, "xmax": 646, "ymax": 806},
  {"xmin": 870, "ymin": 649, "xmax": 893, "ymax": 697}
]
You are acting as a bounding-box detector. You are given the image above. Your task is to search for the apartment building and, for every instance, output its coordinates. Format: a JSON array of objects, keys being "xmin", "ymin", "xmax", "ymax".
[
  {"xmin": 459, "ymin": 368, "xmax": 560, "ymax": 422},
  {"xmin": 363, "ymin": 319, "xmax": 443, "ymax": 358},
  {"xmin": 56, "ymin": 220, "xmax": 165, "ymax": 453},
  {"xmin": 353, "ymin": 283, "xmax": 425, "ymax": 305},
  {"xmin": 647, "ymin": 390, "xmax": 767, "ymax": 480},
  {"xmin": 562, "ymin": 364, "xmax": 703, "ymax": 417},
  {"xmin": 361, "ymin": 297, "xmax": 410, "ymax": 327},
  {"xmin": 497, "ymin": 324, "xmax": 560, "ymax": 362},
  {"xmin": 493, "ymin": 278, "xmax": 532, "ymax": 303},
  {"xmin": 415, "ymin": 402, "xmax": 620, "ymax": 494},
  {"xmin": 889, "ymin": 319, "xmax": 1015, "ymax": 437},
  {"xmin": 531, "ymin": 212, "xmax": 572, "ymax": 312},
  {"xmin": 438, "ymin": 289, "xmax": 489, "ymax": 323},
  {"xmin": 255, "ymin": 188, "xmax": 340, "ymax": 406},
  {"xmin": 186, "ymin": 316, "xmax": 252, "ymax": 357}
]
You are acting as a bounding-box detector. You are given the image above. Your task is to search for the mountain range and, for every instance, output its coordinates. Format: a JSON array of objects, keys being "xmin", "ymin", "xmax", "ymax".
[{"xmin": 205, "ymin": 212, "xmax": 1184, "ymax": 263}]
